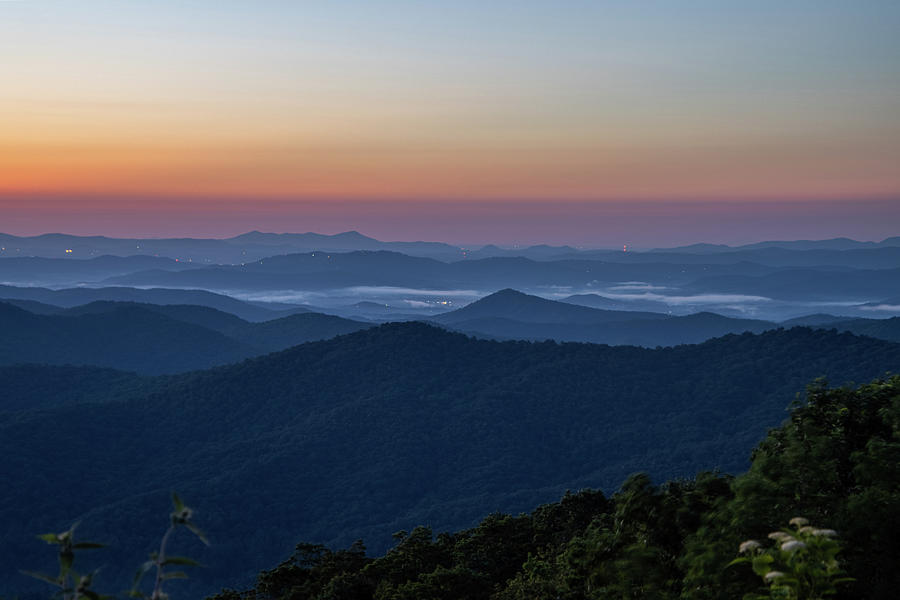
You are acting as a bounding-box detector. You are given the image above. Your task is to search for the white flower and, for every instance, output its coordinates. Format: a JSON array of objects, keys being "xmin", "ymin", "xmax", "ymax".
[
  {"xmin": 789, "ymin": 517, "xmax": 809, "ymax": 527},
  {"xmin": 765, "ymin": 571, "xmax": 786, "ymax": 582},
  {"xmin": 781, "ymin": 540, "xmax": 807, "ymax": 552},
  {"xmin": 739, "ymin": 540, "xmax": 761, "ymax": 554},
  {"xmin": 813, "ymin": 528, "xmax": 837, "ymax": 537},
  {"xmin": 768, "ymin": 532, "xmax": 794, "ymax": 542},
  {"xmin": 798, "ymin": 526, "xmax": 815, "ymax": 534}
]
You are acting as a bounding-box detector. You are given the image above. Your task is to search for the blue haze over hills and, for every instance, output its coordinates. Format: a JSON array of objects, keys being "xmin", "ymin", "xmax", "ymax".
[{"xmin": 1, "ymin": 230, "xmax": 899, "ymax": 598}]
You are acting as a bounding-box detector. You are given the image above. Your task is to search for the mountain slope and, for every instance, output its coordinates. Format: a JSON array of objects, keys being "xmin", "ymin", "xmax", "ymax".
[
  {"xmin": 1, "ymin": 324, "xmax": 898, "ymax": 597},
  {"xmin": 442, "ymin": 311, "xmax": 776, "ymax": 346},
  {"xmin": 431, "ymin": 289, "xmax": 667, "ymax": 325},
  {"xmin": 684, "ymin": 267, "xmax": 900, "ymax": 301},
  {"xmin": 0, "ymin": 302, "xmax": 255, "ymax": 374},
  {"xmin": 0, "ymin": 284, "xmax": 305, "ymax": 321},
  {"xmin": 103, "ymin": 252, "xmax": 781, "ymax": 290},
  {"xmin": 0, "ymin": 254, "xmax": 197, "ymax": 286},
  {"xmin": 0, "ymin": 301, "xmax": 373, "ymax": 373}
]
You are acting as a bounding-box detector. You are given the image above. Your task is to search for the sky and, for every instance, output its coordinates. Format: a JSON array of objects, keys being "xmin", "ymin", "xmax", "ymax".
[{"xmin": 1, "ymin": 1, "xmax": 898, "ymax": 245}]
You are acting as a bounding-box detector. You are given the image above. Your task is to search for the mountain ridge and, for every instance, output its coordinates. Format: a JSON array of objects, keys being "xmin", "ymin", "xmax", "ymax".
[{"xmin": 2, "ymin": 323, "xmax": 899, "ymax": 597}]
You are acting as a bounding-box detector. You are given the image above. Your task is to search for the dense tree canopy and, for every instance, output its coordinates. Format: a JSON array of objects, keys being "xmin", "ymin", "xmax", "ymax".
[{"xmin": 209, "ymin": 376, "xmax": 900, "ymax": 600}]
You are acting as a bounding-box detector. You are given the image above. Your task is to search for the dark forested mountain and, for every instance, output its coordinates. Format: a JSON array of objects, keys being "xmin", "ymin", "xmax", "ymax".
[
  {"xmin": 427, "ymin": 290, "xmax": 782, "ymax": 347},
  {"xmin": 684, "ymin": 267, "xmax": 900, "ymax": 301},
  {"xmin": 0, "ymin": 301, "xmax": 370, "ymax": 373},
  {"xmin": 0, "ymin": 254, "xmax": 198, "ymax": 286},
  {"xmin": 812, "ymin": 315, "xmax": 900, "ymax": 343},
  {"xmin": 210, "ymin": 376, "xmax": 900, "ymax": 600},
  {"xmin": 561, "ymin": 292, "xmax": 673, "ymax": 313},
  {"xmin": 229, "ymin": 230, "xmax": 466, "ymax": 261},
  {"xmin": 0, "ymin": 301, "xmax": 255, "ymax": 374},
  {"xmin": 670, "ymin": 246, "xmax": 899, "ymax": 269},
  {"xmin": 654, "ymin": 236, "xmax": 900, "ymax": 253},
  {"xmin": 430, "ymin": 288, "xmax": 667, "ymax": 325},
  {"xmin": 4, "ymin": 231, "xmax": 898, "ymax": 264},
  {"xmin": 3, "ymin": 234, "xmax": 899, "ymax": 324},
  {"xmin": 0, "ymin": 231, "xmax": 467, "ymax": 263},
  {"xmin": 0, "ymin": 298, "xmax": 66, "ymax": 315},
  {"xmin": 2, "ymin": 324, "xmax": 898, "ymax": 597},
  {"xmin": 781, "ymin": 313, "xmax": 850, "ymax": 326},
  {"xmin": 736, "ymin": 236, "xmax": 900, "ymax": 251},
  {"xmin": 63, "ymin": 300, "xmax": 251, "ymax": 333},
  {"xmin": 103, "ymin": 251, "xmax": 781, "ymax": 291},
  {"xmin": 103, "ymin": 251, "xmax": 448, "ymax": 289},
  {"xmin": 446, "ymin": 311, "xmax": 777, "ymax": 347},
  {"xmin": 433, "ymin": 290, "xmax": 900, "ymax": 349},
  {"xmin": 562, "ymin": 246, "xmax": 900, "ymax": 270},
  {"xmin": 0, "ymin": 364, "xmax": 151, "ymax": 414},
  {"xmin": 0, "ymin": 284, "xmax": 307, "ymax": 321}
]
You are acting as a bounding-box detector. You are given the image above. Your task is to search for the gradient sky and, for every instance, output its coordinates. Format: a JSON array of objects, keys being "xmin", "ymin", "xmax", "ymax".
[{"xmin": 1, "ymin": 1, "xmax": 898, "ymax": 245}]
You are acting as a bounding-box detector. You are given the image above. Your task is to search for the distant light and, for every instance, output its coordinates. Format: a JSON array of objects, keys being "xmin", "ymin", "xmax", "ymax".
[{"xmin": 65, "ymin": 249, "xmax": 73, "ymax": 253}]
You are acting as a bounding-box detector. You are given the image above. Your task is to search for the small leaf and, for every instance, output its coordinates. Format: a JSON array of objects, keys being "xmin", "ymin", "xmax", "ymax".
[
  {"xmin": 74, "ymin": 542, "xmax": 105, "ymax": 550},
  {"xmin": 162, "ymin": 571, "xmax": 188, "ymax": 580},
  {"xmin": 20, "ymin": 570, "xmax": 62, "ymax": 586},
  {"xmin": 171, "ymin": 492, "xmax": 185, "ymax": 513},
  {"xmin": 38, "ymin": 533, "xmax": 61, "ymax": 544},
  {"xmin": 184, "ymin": 522, "xmax": 209, "ymax": 546}
]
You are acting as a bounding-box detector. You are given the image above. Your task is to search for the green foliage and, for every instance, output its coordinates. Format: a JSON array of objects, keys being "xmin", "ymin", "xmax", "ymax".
[
  {"xmin": 4, "ymin": 325, "xmax": 899, "ymax": 598},
  {"xmin": 729, "ymin": 517, "xmax": 852, "ymax": 599},
  {"xmin": 683, "ymin": 375, "xmax": 900, "ymax": 599},
  {"xmin": 24, "ymin": 494, "xmax": 205, "ymax": 600},
  {"xmin": 131, "ymin": 493, "xmax": 208, "ymax": 600},
  {"xmin": 21, "ymin": 522, "xmax": 109, "ymax": 600},
  {"xmin": 209, "ymin": 375, "xmax": 900, "ymax": 600}
]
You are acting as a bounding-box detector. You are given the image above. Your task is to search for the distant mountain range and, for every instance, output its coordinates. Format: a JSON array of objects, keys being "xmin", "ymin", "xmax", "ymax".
[
  {"xmin": 0, "ymin": 231, "xmax": 468, "ymax": 263},
  {"xmin": 0, "ymin": 254, "xmax": 198, "ymax": 286},
  {"xmin": 2, "ymin": 323, "xmax": 899, "ymax": 597},
  {"xmin": 102, "ymin": 252, "xmax": 785, "ymax": 292},
  {"xmin": 431, "ymin": 289, "xmax": 900, "ymax": 346},
  {"xmin": 430, "ymin": 288, "xmax": 667, "ymax": 326},
  {"xmin": 683, "ymin": 267, "xmax": 900, "ymax": 301},
  {"xmin": 651, "ymin": 236, "xmax": 900, "ymax": 253},
  {"xmin": 0, "ymin": 284, "xmax": 308, "ymax": 321},
  {"xmin": 2, "ymin": 233, "xmax": 899, "ymax": 323},
  {"xmin": 3, "ymin": 290, "xmax": 899, "ymax": 376},
  {"xmin": 2, "ymin": 230, "xmax": 899, "ymax": 264},
  {"xmin": 0, "ymin": 300, "xmax": 370, "ymax": 374}
]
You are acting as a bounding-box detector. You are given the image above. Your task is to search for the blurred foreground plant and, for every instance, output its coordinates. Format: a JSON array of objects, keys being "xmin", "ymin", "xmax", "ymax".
[
  {"xmin": 729, "ymin": 517, "xmax": 852, "ymax": 600},
  {"xmin": 22, "ymin": 522, "xmax": 107, "ymax": 600},
  {"xmin": 130, "ymin": 493, "xmax": 208, "ymax": 600},
  {"xmin": 23, "ymin": 493, "xmax": 206, "ymax": 600}
]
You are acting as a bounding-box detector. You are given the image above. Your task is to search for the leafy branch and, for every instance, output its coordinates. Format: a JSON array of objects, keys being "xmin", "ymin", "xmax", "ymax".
[
  {"xmin": 131, "ymin": 493, "xmax": 208, "ymax": 600},
  {"xmin": 729, "ymin": 517, "xmax": 853, "ymax": 600},
  {"xmin": 22, "ymin": 522, "xmax": 108, "ymax": 600}
]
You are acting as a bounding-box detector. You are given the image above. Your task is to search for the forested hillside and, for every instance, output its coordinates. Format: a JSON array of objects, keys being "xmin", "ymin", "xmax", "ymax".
[
  {"xmin": 3, "ymin": 324, "xmax": 898, "ymax": 598},
  {"xmin": 207, "ymin": 376, "xmax": 900, "ymax": 600},
  {"xmin": 0, "ymin": 301, "xmax": 370, "ymax": 374}
]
